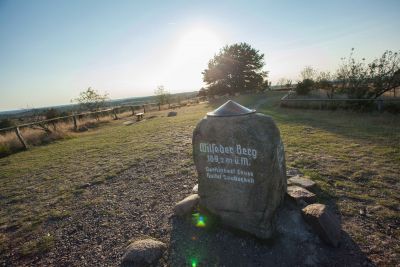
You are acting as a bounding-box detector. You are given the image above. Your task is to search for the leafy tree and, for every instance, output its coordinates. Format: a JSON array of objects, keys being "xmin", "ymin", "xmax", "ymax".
[
  {"xmin": 73, "ymin": 87, "xmax": 109, "ymax": 111},
  {"xmin": 198, "ymin": 87, "xmax": 208, "ymax": 97},
  {"xmin": 202, "ymin": 42, "xmax": 267, "ymax": 95},
  {"xmin": 296, "ymin": 79, "xmax": 314, "ymax": 95},
  {"xmin": 154, "ymin": 85, "xmax": 170, "ymax": 105}
]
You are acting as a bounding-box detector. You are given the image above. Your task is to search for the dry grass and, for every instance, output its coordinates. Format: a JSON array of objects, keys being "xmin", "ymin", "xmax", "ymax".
[
  {"xmin": 0, "ymin": 112, "xmax": 134, "ymax": 157},
  {"xmin": 0, "ymin": 95, "xmax": 398, "ymax": 265}
]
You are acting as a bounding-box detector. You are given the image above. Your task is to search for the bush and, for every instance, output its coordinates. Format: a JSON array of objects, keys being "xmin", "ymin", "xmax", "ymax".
[
  {"xmin": 44, "ymin": 108, "xmax": 60, "ymax": 119},
  {"xmin": 384, "ymin": 102, "xmax": 400, "ymax": 113},
  {"xmin": 0, "ymin": 119, "xmax": 14, "ymax": 129},
  {"xmin": 0, "ymin": 144, "xmax": 11, "ymax": 157},
  {"xmin": 296, "ymin": 79, "xmax": 314, "ymax": 95}
]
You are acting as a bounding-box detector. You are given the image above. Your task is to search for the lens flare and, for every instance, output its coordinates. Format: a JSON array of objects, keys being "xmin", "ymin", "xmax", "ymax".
[
  {"xmin": 192, "ymin": 213, "xmax": 207, "ymax": 228},
  {"xmin": 197, "ymin": 215, "xmax": 206, "ymax": 227},
  {"xmin": 191, "ymin": 258, "xmax": 198, "ymax": 267}
]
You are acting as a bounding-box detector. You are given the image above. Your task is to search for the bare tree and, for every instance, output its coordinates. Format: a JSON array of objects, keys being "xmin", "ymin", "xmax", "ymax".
[
  {"xmin": 29, "ymin": 108, "xmax": 53, "ymax": 133},
  {"xmin": 316, "ymin": 71, "xmax": 335, "ymax": 98},
  {"xmin": 368, "ymin": 50, "xmax": 400, "ymax": 98},
  {"xmin": 300, "ymin": 66, "xmax": 317, "ymax": 81},
  {"xmin": 336, "ymin": 49, "xmax": 400, "ymax": 98},
  {"xmin": 277, "ymin": 78, "xmax": 287, "ymax": 88},
  {"xmin": 73, "ymin": 87, "xmax": 109, "ymax": 112},
  {"xmin": 154, "ymin": 85, "xmax": 170, "ymax": 105},
  {"xmin": 285, "ymin": 79, "xmax": 293, "ymax": 89}
]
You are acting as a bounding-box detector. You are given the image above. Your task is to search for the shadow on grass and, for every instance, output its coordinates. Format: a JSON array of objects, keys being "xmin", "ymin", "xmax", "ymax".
[
  {"xmin": 261, "ymin": 106, "xmax": 398, "ymax": 148},
  {"xmin": 206, "ymin": 92, "xmax": 399, "ymax": 147},
  {"xmin": 169, "ymin": 199, "xmax": 374, "ymax": 266}
]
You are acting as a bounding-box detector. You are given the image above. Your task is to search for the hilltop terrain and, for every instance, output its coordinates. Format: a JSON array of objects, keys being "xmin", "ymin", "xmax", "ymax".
[{"xmin": 0, "ymin": 92, "xmax": 399, "ymax": 266}]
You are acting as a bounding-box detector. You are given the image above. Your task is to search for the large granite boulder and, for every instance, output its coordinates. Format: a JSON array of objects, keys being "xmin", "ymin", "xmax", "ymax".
[{"xmin": 192, "ymin": 100, "xmax": 287, "ymax": 239}]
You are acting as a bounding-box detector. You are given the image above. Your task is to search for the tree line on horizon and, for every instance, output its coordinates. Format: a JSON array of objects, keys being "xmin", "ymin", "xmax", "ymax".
[{"xmin": 198, "ymin": 43, "xmax": 400, "ymax": 100}]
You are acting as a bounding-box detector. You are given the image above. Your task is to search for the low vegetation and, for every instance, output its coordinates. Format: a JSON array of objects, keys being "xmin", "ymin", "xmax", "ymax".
[
  {"xmin": 278, "ymin": 49, "xmax": 400, "ymax": 112},
  {"xmin": 0, "ymin": 92, "xmax": 398, "ymax": 265},
  {"xmin": 0, "ymin": 114, "xmax": 120, "ymax": 157}
]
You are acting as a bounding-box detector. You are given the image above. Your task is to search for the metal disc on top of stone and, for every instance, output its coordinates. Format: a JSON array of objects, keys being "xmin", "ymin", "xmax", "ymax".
[
  {"xmin": 206, "ymin": 100, "xmax": 256, "ymax": 117},
  {"xmin": 193, "ymin": 100, "xmax": 287, "ymax": 239}
]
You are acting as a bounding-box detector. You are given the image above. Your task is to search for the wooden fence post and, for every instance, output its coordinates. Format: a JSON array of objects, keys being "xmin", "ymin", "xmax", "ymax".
[
  {"xmin": 158, "ymin": 103, "xmax": 161, "ymax": 111},
  {"xmin": 143, "ymin": 105, "xmax": 146, "ymax": 113},
  {"xmin": 377, "ymin": 99, "xmax": 383, "ymax": 112},
  {"xmin": 15, "ymin": 127, "xmax": 28, "ymax": 150},
  {"xmin": 130, "ymin": 106, "xmax": 135, "ymax": 116},
  {"xmin": 72, "ymin": 116, "xmax": 78, "ymax": 131},
  {"xmin": 113, "ymin": 108, "xmax": 119, "ymax": 120}
]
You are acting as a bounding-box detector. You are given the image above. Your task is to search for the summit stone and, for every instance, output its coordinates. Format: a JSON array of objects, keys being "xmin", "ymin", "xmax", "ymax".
[{"xmin": 192, "ymin": 100, "xmax": 287, "ymax": 239}]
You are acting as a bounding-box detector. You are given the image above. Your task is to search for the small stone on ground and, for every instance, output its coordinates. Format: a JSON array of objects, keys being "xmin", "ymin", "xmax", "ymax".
[
  {"xmin": 167, "ymin": 111, "xmax": 177, "ymax": 117},
  {"xmin": 121, "ymin": 239, "xmax": 166, "ymax": 267},
  {"xmin": 286, "ymin": 168, "xmax": 303, "ymax": 178},
  {"xmin": 288, "ymin": 175, "xmax": 316, "ymax": 189},
  {"xmin": 192, "ymin": 184, "xmax": 198, "ymax": 193},
  {"xmin": 302, "ymin": 203, "xmax": 341, "ymax": 247},
  {"xmin": 287, "ymin": 186, "xmax": 316, "ymax": 204},
  {"xmin": 173, "ymin": 194, "xmax": 199, "ymax": 216}
]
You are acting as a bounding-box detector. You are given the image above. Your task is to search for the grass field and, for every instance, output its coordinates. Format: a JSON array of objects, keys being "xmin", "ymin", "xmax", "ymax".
[{"xmin": 0, "ymin": 92, "xmax": 399, "ymax": 265}]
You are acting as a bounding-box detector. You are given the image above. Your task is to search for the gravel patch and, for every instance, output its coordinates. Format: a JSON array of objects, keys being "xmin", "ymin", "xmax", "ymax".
[{"xmin": 9, "ymin": 130, "xmax": 373, "ymax": 266}]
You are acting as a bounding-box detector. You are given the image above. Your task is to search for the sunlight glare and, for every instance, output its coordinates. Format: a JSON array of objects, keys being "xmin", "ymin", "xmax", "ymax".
[
  {"xmin": 159, "ymin": 26, "xmax": 224, "ymax": 90},
  {"xmin": 173, "ymin": 27, "xmax": 222, "ymax": 66}
]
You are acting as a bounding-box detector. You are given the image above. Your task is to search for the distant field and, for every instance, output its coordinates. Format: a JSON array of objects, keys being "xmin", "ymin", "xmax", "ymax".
[{"xmin": 0, "ymin": 92, "xmax": 399, "ymax": 265}]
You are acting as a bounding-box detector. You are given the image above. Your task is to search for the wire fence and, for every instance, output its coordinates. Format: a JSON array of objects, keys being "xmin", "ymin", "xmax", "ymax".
[
  {"xmin": 280, "ymin": 92, "xmax": 400, "ymax": 112},
  {"xmin": 0, "ymin": 98, "xmax": 201, "ymax": 150}
]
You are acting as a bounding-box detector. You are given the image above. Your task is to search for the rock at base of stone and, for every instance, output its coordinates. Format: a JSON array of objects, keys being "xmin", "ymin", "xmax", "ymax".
[
  {"xmin": 192, "ymin": 184, "xmax": 198, "ymax": 193},
  {"xmin": 167, "ymin": 111, "xmax": 177, "ymax": 117},
  {"xmin": 286, "ymin": 168, "xmax": 303, "ymax": 178},
  {"xmin": 121, "ymin": 239, "xmax": 166, "ymax": 267},
  {"xmin": 302, "ymin": 203, "xmax": 341, "ymax": 247},
  {"xmin": 288, "ymin": 175, "xmax": 316, "ymax": 190},
  {"xmin": 287, "ymin": 185, "xmax": 316, "ymax": 204},
  {"xmin": 173, "ymin": 194, "xmax": 199, "ymax": 216},
  {"xmin": 123, "ymin": 121, "xmax": 135, "ymax": 126}
]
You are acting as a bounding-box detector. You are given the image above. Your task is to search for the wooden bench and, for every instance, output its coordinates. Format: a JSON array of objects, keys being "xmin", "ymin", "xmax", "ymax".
[{"xmin": 135, "ymin": 112, "xmax": 144, "ymax": 121}]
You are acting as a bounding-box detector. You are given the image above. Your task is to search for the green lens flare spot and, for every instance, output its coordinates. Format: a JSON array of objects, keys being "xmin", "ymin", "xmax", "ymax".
[
  {"xmin": 197, "ymin": 216, "xmax": 206, "ymax": 227},
  {"xmin": 192, "ymin": 213, "xmax": 207, "ymax": 228},
  {"xmin": 191, "ymin": 258, "xmax": 198, "ymax": 267}
]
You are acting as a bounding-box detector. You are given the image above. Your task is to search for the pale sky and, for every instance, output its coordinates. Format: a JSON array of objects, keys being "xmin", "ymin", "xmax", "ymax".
[{"xmin": 0, "ymin": 0, "xmax": 399, "ymax": 111}]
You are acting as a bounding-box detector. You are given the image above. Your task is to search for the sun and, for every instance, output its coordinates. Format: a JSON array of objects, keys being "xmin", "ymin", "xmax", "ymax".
[
  {"xmin": 159, "ymin": 26, "xmax": 224, "ymax": 89},
  {"xmin": 174, "ymin": 26, "xmax": 223, "ymax": 65}
]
